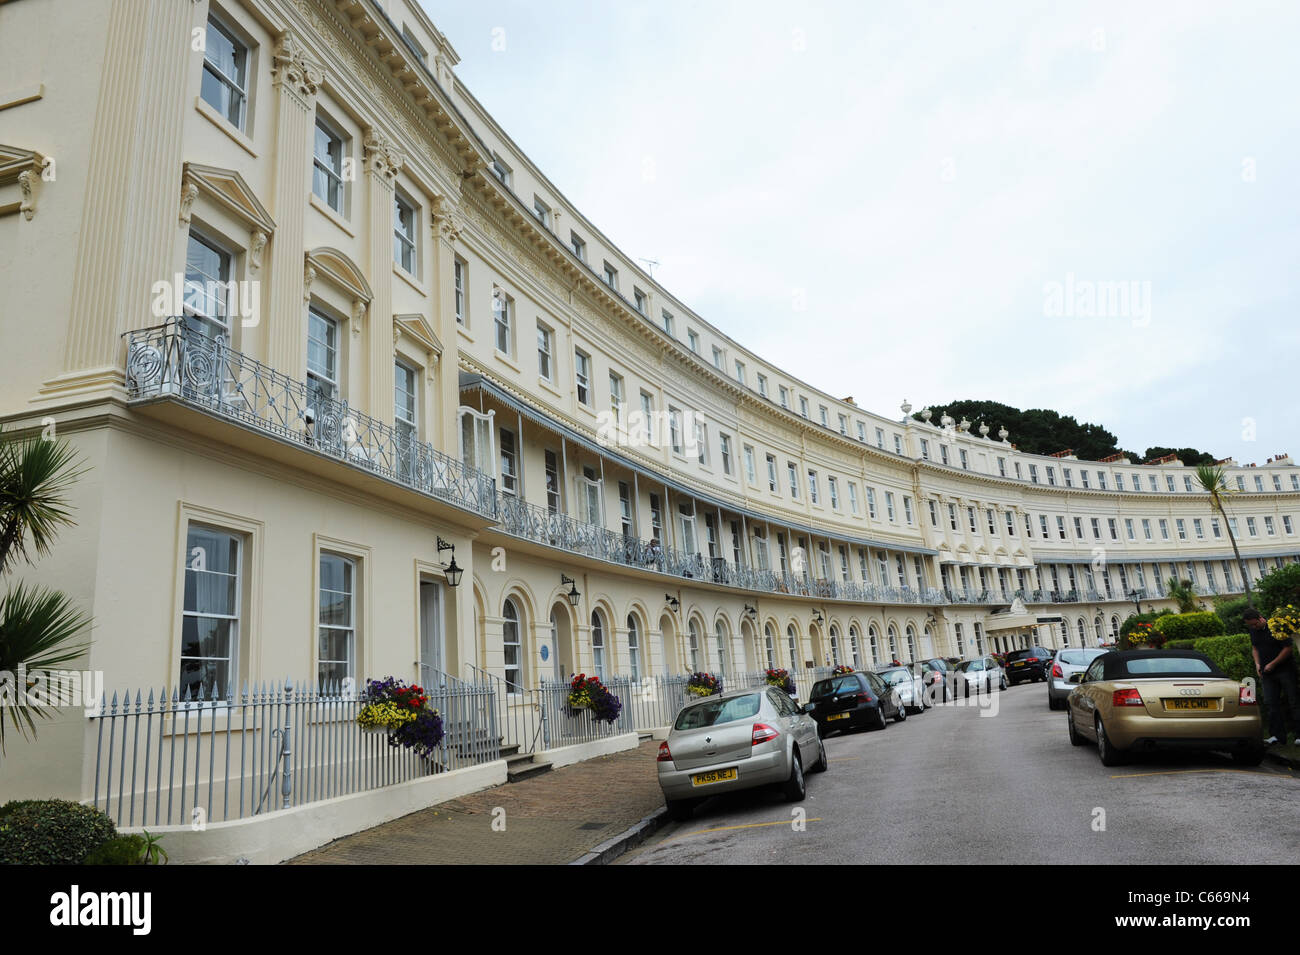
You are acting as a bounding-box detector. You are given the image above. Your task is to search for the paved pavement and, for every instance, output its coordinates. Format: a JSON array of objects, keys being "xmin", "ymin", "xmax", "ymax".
[
  {"xmin": 289, "ymin": 739, "xmax": 665, "ymax": 865},
  {"xmin": 621, "ymin": 683, "xmax": 1300, "ymax": 865}
]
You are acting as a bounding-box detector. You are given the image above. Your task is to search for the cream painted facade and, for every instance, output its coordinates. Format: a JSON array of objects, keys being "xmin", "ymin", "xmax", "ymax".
[{"xmin": 1, "ymin": 0, "xmax": 1299, "ymax": 804}]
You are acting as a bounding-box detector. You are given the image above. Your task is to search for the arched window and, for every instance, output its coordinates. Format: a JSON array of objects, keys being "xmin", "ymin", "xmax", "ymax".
[
  {"xmin": 714, "ymin": 620, "xmax": 729, "ymax": 676},
  {"xmin": 887, "ymin": 625, "xmax": 899, "ymax": 662},
  {"xmin": 764, "ymin": 624, "xmax": 776, "ymax": 669},
  {"xmin": 503, "ymin": 598, "xmax": 522, "ymax": 693},
  {"xmin": 905, "ymin": 624, "xmax": 917, "ymax": 662},
  {"xmin": 786, "ymin": 625, "xmax": 799, "ymax": 670},
  {"xmin": 868, "ymin": 625, "xmax": 880, "ymax": 666},
  {"xmin": 1094, "ymin": 615, "xmax": 1105, "ymax": 643},
  {"xmin": 1109, "ymin": 615, "xmax": 1120, "ymax": 641},
  {"xmin": 829, "ymin": 625, "xmax": 841, "ymax": 665},
  {"xmin": 591, "ymin": 609, "xmax": 606, "ymax": 680},
  {"xmin": 627, "ymin": 614, "xmax": 641, "ymax": 681},
  {"xmin": 1077, "ymin": 617, "xmax": 1087, "ymax": 646},
  {"xmin": 849, "ymin": 625, "xmax": 862, "ymax": 670},
  {"xmin": 688, "ymin": 619, "xmax": 702, "ymax": 673}
]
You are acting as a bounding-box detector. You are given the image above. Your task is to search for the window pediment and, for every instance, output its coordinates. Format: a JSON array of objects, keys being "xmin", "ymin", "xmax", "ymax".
[{"xmin": 182, "ymin": 162, "xmax": 275, "ymax": 234}]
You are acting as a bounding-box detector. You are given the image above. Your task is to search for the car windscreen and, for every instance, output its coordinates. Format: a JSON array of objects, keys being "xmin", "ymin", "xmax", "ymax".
[
  {"xmin": 810, "ymin": 676, "xmax": 861, "ymax": 699},
  {"xmin": 1121, "ymin": 657, "xmax": 1216, "ymax": 677},
  {"xmin": 959, "ymin": 660, "xmax": 984, "ymax": 671},
  {"xmin": 675, "ymin": 694, "xmax": 762, "ymax": 730},
  {"xmin": 877, "ymin": 669, "xmax": 909, "ymax": 685},
  {"xmin": 1059, "ymin": 649, "xmax": 1104, "ymax": 667}
]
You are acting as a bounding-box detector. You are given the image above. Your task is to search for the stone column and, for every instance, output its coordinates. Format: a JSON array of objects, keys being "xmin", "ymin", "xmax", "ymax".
[
  {"xmin": 51, "ymin": 0, "xmax": 192, "ymax": 399},
  {"xmin": 362, "ymin": 129, "xmax": 402, "ymax": 421},
  {"xmin": 265, "ymin": 33, "xmax": 323, "ymax": 382},
  {"xmin": 431, "ymin": 196, "xmax": 465, "ymax": 454}
]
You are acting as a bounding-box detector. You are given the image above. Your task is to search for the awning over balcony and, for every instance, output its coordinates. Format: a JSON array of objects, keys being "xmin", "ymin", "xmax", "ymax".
[{"xmin": 460, "ymin": 371, "xmax": 938, "ymax": 557}]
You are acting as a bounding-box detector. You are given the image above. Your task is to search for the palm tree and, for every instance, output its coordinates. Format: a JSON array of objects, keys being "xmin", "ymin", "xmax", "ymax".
[
  {"xmin": 0, "ymin": 427, "xmax": 91, "ymax": 752},
  {"xmin": 1194, "ymin": 463, "xmax": 1251, "ymax": 603},
  {"xmin": 1165, "ymin": 576, "xmax": 1198, "ymax": 614}
]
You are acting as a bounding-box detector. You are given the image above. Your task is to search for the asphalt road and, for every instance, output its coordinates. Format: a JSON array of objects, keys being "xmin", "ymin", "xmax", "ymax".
[{"xmin": 622, "ymin": 680, "xmax": 1300, "ymax": 865}]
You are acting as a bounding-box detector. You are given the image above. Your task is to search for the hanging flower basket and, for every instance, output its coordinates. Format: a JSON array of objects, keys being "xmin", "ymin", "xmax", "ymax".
[
  {"xmin": 1268, "ymin": 605, "xmax": 1300, "ymax": 652},
  {"xmin": 764, "ymin": 668, "xmax": 796, "ymax": 695},
  {"xmin": 566, "ymin": 673, "xmax": 623, "ymax": 723},
  {"xmin": 831, "ymin": 664, "xmax": 854, "ymax": 676},
  {"xmin": 356, "ymin": 677, "xmax": 444, "ymax": 758},
  {"xmin": 686, "ymin": 672, "xmax": 722, "ymax": 697}
]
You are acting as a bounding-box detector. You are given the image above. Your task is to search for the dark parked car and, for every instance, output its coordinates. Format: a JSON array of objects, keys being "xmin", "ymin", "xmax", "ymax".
[
  {"xmin": 807, "ymin": 671, "xmax": 904, "ymax": 736},
  {"xmin": 1004, "ymin": 646, "xmax": 1054, "ymax": 686},
  {"xmin": 915, "ymin": 657, "xmax": 952, "ymax": 702}
]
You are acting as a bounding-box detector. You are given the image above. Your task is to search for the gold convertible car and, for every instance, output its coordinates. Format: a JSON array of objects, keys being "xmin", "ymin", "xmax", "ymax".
[{"xmin": 1065, "ymin": 650, "xmax": 1263, "ymax": 766}]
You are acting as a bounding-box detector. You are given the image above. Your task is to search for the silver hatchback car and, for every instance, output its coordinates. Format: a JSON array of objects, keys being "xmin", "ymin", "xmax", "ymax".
[{"xmin": 657, "ymin": 685, "xmax": 826, "ymax": 821}]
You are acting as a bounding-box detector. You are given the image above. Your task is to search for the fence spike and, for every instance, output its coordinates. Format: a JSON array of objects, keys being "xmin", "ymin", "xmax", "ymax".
[{"xmin": 109, "ymin": 690, "xmax": 119, "ymax": 713}]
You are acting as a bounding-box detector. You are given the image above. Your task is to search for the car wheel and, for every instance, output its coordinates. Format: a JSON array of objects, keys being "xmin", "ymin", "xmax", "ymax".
[
  {"xmin": 1095, "ymin": 714, "xmax": 1126, "ymax": 766},
  {"xmin": 810, "ymin": 736, "xmax": 828, "ymax": 773},
  {"xmin": 874, "ymin": 704, "xmax": 888, "ymax": 730},
  {"xmin": 1048, "ymin": 695, "xmax": 1059, "ymax": 711},
  {"xmin": 894, "ymin": 699, "xmax": 907, "ymax": 723},
  {"xmin": 782, "ymin": 750, "xmax": 806, "ymax": 802},
  {"xmin": 666, "ymin": 798, "xmax": 695, "ymax": 822},
  {"xmin": 816, "ymin": 722, "xmax": 828, "ymax": 740},
  {"xmin": 1067, "ymin": 708, "xmax": 1085, "ymax": 746},
  {"xmin": 985, "ymin": 677, "xmax": 992, "ymax": 695},
  {"xmin": 1232, "ymin": 746, "xmax": 1265, "ymax": 767},
  {"xmin": 999, "ymin": 675, "xmax": 1007, "ymax": 692}
]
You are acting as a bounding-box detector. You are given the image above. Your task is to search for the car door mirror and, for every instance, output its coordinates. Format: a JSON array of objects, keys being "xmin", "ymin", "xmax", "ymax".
[
  {"xmin": 1068, "ymin": 672, "xmax": 1085, "ymax": 684},
  {"xmin": 800, "ymin": 702, "xmax": 814, "ymax": 714}
]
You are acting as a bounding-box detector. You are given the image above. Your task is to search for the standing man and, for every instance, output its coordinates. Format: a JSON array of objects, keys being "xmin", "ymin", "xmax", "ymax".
[{"xmin": 1246, "ymin": 608, "xmax": 1300, "ymax": 745}]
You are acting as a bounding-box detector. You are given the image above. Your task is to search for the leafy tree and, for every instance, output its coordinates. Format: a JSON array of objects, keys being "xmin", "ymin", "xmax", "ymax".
[
  {"xmin": 1213, "ymin": 594, "xmax": 1252, "ymax": 636},
  {"xmin": 913, "ymin": 400, "xmax": 1219, "ymax": 464},
  {"xmin": 1143, "ymin": 447, "xmax": 1217, "ymax": 467},
  {"xmin": 0, "ymin": 428, "xmax": 91, "ymax": 752},
  {"xmin": 1251, "ymin": 563, "xmax": 1300, "ymax": 618}
]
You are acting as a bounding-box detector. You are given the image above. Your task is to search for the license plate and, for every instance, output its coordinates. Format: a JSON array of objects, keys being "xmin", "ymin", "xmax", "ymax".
[
  {"xmin": 1162, "ymin": 699, "xmax": 1220, "ymax": 711},
  {"xmin": 828, "ymin": 713, "xmax": 849, "ymax": 721},
  {"xmin": 1013, "ymin": 662, "xmax": 1026, "ymax": 667},
  {"xmin": 691, "ymin": 768, "xmax": 737, "ymax": 786}
]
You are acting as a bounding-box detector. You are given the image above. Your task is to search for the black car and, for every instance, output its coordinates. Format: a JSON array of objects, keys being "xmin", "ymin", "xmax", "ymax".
[
  {"xmin": 807, "ymin": 671, "xmax": 904, "ymax": 737},
  {"xmin": 914, "ymin": 657, "xmax": 952, "ymax": 703},
  {"xmin": 1004, "ymin": 646, "xmax": 1053, "ymax": 685}
]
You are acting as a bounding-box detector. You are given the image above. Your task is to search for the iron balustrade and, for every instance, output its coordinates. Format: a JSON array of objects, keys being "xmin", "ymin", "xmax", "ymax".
[
  {"xmin": 87, "ymin": 673, "xmax": 500, "ymax": 828},
  {"xmin": 123, "ymin": 320, "xmax": 497, "ymax": 519}
]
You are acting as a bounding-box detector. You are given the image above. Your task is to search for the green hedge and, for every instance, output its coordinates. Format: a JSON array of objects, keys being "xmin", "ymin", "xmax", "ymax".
[
  {"xmin": 1214, "ymin": 595, "xmax": 1252, "ymax": 637},
  {"xmin": 1153, "ymin": 611, "xmax": 1226, "ymax": 641},
  {"xmin": 1163, "ymin": 639, "xmax": 1197, "ymax": 651},
  {"xmin": 84, "ymin": 834, "xmax": 148, "ymax": 865},
  {"xmin": 0, "ymin": 799, "xmax": 116, "ymax": 865},
  {"xmin": 1192, "ymin": 633, "xmax": 1254, "ymax": 684}
]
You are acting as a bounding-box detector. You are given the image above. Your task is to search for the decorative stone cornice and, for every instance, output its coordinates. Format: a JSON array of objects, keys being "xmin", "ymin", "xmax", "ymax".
[
  {"xmin": 363, "ymin": 128, "xmax": 404, "ymax": 184},
  {"xmin": 272, "ymin": 32, "xmax": 325, "ymax": 99},
  {"xmin": 179, "ymin": 182, "xmax": 198, "ymax": 224}
]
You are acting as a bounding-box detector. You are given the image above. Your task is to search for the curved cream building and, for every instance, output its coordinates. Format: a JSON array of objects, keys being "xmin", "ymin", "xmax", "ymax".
[{"xmin": 1, "ymin": 0, "xmax": 1297, "ymax": 808}]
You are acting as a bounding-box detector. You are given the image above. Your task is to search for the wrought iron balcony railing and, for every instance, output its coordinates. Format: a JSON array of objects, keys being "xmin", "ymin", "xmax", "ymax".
[
  {"xmin": 496, "ymin": 491, "xmax": 946, "ymax": 606},
  {"xmin": 123, "ymin": 320, "xmax": 497, "ymax": 519}
]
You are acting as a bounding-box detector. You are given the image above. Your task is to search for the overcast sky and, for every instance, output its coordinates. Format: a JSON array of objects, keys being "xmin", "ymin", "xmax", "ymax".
[{"xmin": 423, "ymin": 0, "xmax": 1298, "ymax": 465}]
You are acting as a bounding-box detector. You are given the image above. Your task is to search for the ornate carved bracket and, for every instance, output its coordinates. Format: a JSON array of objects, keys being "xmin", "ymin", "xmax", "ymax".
[
  {"xmin": 272, "ymin": 32, "xmax": 324, "ymax": 99},
  {"xmin": 363, "ymin": 128, "xmax": 404, "ymax": 185}
]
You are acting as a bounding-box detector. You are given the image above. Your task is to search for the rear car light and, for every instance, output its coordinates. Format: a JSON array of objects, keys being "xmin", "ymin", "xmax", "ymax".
[
  {"xmin": 752, "ymin": 723, "xmax": 779, "ymax": 746},
  {"xmin": 855, "ymin": 691, "xmax": 874, "ymax": 702},
  {"xmin": 1051, "ymin": 663, "xmax": 1063, "ymax": 678},
  {"xmin": 1239, "ymin": 685, "xmax": 1257, "ymax": 706},
  {"xmin": 657, "ymin": 741, "xmax": 673, "ymax": 762},
  {"xmin": 1028, "ymin": 657, "xmax": 1039, "ymax": 663},
  {"xmin": 1112, "ymin": 688, "xmax": 1144, "ymax": 707}
]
